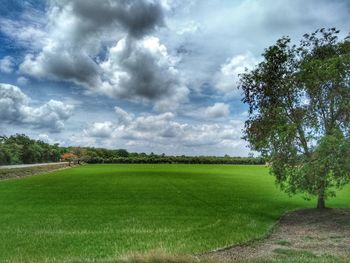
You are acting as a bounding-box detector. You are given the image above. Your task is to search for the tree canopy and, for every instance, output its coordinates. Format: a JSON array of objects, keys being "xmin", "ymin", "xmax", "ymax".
[
  {"xmin": 0, "ymin": 134, "xmax": 62, "ymax": 165},
  {"xmin": 240, "ymin": 28, "xmax": 350, "ymax": 208}
]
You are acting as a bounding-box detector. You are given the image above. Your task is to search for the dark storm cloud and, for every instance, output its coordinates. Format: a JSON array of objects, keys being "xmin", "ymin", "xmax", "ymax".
[
  {"xmin": 44, "ymin": 52, "xmax": 99, "ymax": 86},
  {"xmin": 21, "ymin": 50, "xmax": 101, "ymax": 89},
  {"xmin": 117, "ymin": 46, "xmax": 175, "ymax": 99},
  {"xmin": 61, "ymin": 0, "xmax": 165, "ymax": 40}
]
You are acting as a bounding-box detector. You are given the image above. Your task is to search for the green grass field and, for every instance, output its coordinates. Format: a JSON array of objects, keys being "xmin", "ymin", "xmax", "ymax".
[{"xmin": 0, "ymin": 164, "xmax": 349, "ymax": 262}]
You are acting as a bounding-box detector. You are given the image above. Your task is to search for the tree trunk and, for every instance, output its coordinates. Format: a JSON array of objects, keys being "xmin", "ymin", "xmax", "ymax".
[{"xmin": 317, "ymin": 192, "xmax": 326, "ymax": 209}]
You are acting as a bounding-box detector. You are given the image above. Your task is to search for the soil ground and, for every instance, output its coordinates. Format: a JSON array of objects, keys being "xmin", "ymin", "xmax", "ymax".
[{"xmin": 202, "ymin": 209, "xmax": 350, "ymax": 262}]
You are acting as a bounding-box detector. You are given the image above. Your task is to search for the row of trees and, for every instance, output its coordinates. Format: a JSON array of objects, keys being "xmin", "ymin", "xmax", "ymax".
[
  {"xmin": 0, "ymin": 134, "xmax": 265, "ymax": 166},
  {"xmin": 0, "ymin": 134, "xmax": 63, "ymax": 165},
  {"xmin": 63, "ymin": 146, "xmax": 264, "ymax": 165},
  {"xmin": 85, "ymin": 155, "xmax": 265, "ymax": 165}
]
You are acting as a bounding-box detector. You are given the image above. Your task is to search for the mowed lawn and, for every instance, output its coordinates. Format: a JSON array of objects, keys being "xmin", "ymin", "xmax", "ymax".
[{"xmin": 0, "ymin": 164, "xmax": 349, "ymax": 262}]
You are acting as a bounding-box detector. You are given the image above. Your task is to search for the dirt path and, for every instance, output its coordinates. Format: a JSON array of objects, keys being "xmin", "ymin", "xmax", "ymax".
[
  {"xmin": 0, "ymin": 163, "xmax": 73, "ymax": 180},
  {"xmin": 0, "ymin": 162, "xmax": 68, "ymax": 169},
  {"xmin": 202, "ymin": 209, "xmax": 350, "ymax": 262}
]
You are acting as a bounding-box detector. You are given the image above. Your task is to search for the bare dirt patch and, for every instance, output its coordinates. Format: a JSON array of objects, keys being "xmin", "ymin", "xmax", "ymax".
[{"xmin": 201, "ymin": 209, "xmax": 350, "ymax": 262}]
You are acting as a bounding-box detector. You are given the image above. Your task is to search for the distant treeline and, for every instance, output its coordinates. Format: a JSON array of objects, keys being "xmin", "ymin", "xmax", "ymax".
[
  {"xmin": 0, "ymin": 134, "xmax": 265, "ymax": 165},
  {"xmin": 86, "ymin": 156, "xmax": 265, "ymax": 165},
  {"xmin": 0, "ymin": 134, "xmax": 63, "ymax": 165}
]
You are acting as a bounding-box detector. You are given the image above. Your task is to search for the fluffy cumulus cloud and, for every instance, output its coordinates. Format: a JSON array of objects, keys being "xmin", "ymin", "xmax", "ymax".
[
  {"xmin": 100, "ymin": 36, "xmax": 188, "ymax": 111},
  {"xmin": 213, "ymin": 53, "xmax": 258, "ymax": 97},
  {"xmin": 0, "ymin": 83, "xmax": 74, "ymax": 132},
  {"xmin": 17, "ymin": 0, "xmax": 188, "ymax": 111},
  {"xmin": 83, "ymin": 121, "xmax": 116, "ymax": 138}
]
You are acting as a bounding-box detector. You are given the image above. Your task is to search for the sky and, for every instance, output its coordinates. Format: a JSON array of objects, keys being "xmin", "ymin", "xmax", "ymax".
[{"xmin": 0, "ymin": 0, "xmax": 349, "ymax": 156}]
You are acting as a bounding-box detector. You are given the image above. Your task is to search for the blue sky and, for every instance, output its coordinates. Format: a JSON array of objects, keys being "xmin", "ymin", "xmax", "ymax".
[{"xmin": 0, "ymin": 0, "xmax": 349, "ymax": 156}]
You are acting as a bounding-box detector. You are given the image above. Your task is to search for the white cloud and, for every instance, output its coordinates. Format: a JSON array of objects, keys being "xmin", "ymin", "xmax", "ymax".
[
  {"xmin": 84, "ymin": 121, "xmax": 116, "ymax": 138},
  {"xmin": 204, "ymin": 103, "xmax": 230, "ymax": 118},
  {"xmin": 0, "ymin": 83, "xmax": 74, "ymax": 132},
  {"xmin": 82, "ymin": 106, "xmax": 245, "ymax": 155},
  {"xmin": 0, "ymin": 56, "xmax": 15, "ymax": 73},
  {"xmin": 182, "ymin": 102, "xmax": 231, "ymax": 120},
  {"xmin": 214, "ymin": 53, "xmax": 258, "ymax": 97}
]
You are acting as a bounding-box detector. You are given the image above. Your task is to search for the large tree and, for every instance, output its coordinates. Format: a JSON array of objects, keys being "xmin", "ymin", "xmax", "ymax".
[{"xmin": 240, "ymin": 28, "xmax": 350, "ymax": 209}]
